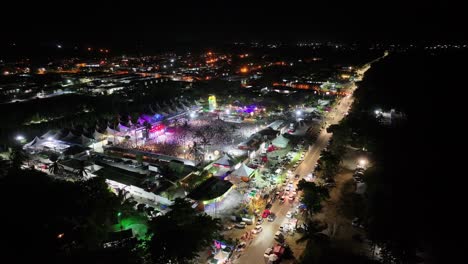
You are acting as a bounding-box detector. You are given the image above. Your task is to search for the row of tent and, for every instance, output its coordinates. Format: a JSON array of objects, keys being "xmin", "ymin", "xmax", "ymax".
[{"xmin": 147, "ymin": 98, "xmax": 202, "ymax": 116}]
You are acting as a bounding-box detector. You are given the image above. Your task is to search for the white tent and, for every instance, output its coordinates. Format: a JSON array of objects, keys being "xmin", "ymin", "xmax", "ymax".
[
  {"xmin": 106, "ymin": 127, "xmax": 119, "ymax": 135},
  {"xmin": 231, "ymin": 163, "xmax": 255, "ymax": 177},
  {"xmin": 93, "ymin": 130, "xmax": 106, "ymax": 141},
  {"xmin": 41, "ymin": 130, "xmax": 57, "ymax": 139},
  {"xmin": 80, "ymin": 135, "xmax": 94, "ymax": 146},
  {"xmin": 117, "ymin": 123, "xmax": 130, "ymax": 132},
  {"xmin": 213, "ymin": 154, "xmax": 236, "ymax": 168},
  {"xmin": 23, "ymin": 136, "xmax": 40, "ymax": 148},
  {"xmin": 272, "ymin": 134, "xmax": 289, "ymax": 148},
  {"xmin": 231, "ymin": 164, "xmax": 255, "ymax": 179},
  {"xmin": 61, "ymin": 131, "xmax": 77, "ymax": 142}
]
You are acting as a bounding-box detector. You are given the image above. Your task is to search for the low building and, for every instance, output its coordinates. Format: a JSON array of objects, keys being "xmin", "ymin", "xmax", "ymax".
[{"xmin": 188, "ymin": 177, "xmax": 234, "ymax": 211}]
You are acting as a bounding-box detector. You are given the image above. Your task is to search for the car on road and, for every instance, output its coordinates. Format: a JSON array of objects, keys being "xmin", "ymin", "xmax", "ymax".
[
  {"xmin": 279, "ymin": 196, "xmax": 285, "ymax": 204},
  {"xmin": 235, "ymin": 222, "xmax": 246, "ymax": 229},
  {"xmin": 236, "ymin": 242, "xmax": 247, "ymax": 252},
  {"xmin": 274, "ymin": 231, "xmax": 284, "ymax": 242},
  {"xmin": 252, "ymin": 226, "xmax": 263, "ymax": 234},
  {"xmin": 268, "ymin": 213, "xmax": 276, "ymax": 222},
  {"xmin": 256, "ymin": 218, "xmax": 264, "ymax": 225},
  {"xmin": 264, "ymin": 247, "xmax": 273, "ymax": 258}
]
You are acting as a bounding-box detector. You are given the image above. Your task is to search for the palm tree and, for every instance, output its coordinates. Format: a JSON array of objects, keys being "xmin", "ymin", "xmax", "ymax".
[
  {"xmin": 74, "ymin": 160, "xmax": 90, "ymax": 179},
  {"xmin": 297, "ymin": 219, "xmax": 329, "ymax": 244},
  {"xmin": 49, "ymin": 159, "xmax": 64, "ymax": 175}
]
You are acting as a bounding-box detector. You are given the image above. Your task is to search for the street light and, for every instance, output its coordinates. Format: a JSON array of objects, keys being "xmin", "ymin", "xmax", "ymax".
[{"xmin": 358, "ymin": 159, "xmax": 367, "ymax": 167}]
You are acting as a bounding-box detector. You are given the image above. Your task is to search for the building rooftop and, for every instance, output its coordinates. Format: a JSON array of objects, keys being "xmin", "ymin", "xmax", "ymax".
[{"xmin": 188, "ymin": 177, "xmax": 233, "ymax": 201}]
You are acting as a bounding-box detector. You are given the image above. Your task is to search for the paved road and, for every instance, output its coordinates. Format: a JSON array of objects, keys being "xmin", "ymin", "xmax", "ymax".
[{"xmin": 234, "ymin": 64, "xmax": 372, "ymax": 264}]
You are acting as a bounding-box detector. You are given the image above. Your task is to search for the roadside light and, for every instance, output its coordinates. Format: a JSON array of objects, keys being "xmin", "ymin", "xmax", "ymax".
[
  {"xmin": 57, "ymin": 233, "xmax": 64, "ymax": 239},
  {"xmin": 359, "ymin": 159, "xmax": 367, "ymax": 166},
  {"xmin": 15, "ymin": 135, "xmax": 25, "ymax": 141}
]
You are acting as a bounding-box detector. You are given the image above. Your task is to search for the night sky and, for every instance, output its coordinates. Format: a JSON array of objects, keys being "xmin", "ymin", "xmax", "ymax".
[{"xmin": 2, "ymin": 1, "xmax": 467, "ymax": 56}]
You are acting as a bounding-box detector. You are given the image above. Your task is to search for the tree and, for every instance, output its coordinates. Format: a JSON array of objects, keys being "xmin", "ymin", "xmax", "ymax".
[
  {"xmin": 74, "ymin": 160, "xmax": 90, "ymax": 179},
  {"xmin": 297, "ymin": 179, "xmax": 329, "ymax": 215},
  {"xmin": 49, "ymin": 156, "xmax": 64, "ymax": 175},
  {"xmin": 297, "ymin": 219, "xmax": 329, "ymax": 246},
  {"xmin": 147, "ymin": 198, "xmax": 222, "ymax": 263},
  {"xmin": 9, "ymin": 146, "xmax": 27, "ymax": 169},
  {"xmin": 0, "ymin": 170, "xmax": 126, "ymax": 263}
]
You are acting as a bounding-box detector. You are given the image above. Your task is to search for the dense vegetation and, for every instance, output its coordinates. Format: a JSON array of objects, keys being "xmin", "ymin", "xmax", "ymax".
[{"xmin": 328, "ymin": 50, "xmax": 466, "ymax": 263}]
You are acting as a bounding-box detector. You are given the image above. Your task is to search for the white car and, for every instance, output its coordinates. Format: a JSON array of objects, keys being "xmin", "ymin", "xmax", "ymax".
[{"xmin": 252, "ymin": 226, "xmax": 263, "ymax": 234}]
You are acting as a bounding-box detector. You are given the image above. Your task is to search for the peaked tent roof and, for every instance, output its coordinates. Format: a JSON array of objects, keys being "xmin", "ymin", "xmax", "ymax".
[
  {"xmin": 93, "ymin": 130, "xmax": 106, "ymax": 140},
  {"xmin": 106, "ymin": 127, "xmax": 119, "ymax": 135},
  {"xmin": 213, "ymin": 154, "xmax": 236, "ymax": 167},
  {"xmin": 231, "ymin": 163, "xmax": 255, "ymax": 177},
  {"xmin": 117, "ymin": 123, "xmax": 130, "ymax": 132},
  {"xmin": 272, "ymin": 134, "xmax": 289, "ymax": 148},
  {"xmin": 61, "ymin": 131, "xmax": 78, "ymax": 142},
  {"xmin": 41, "ymin": 130, "xmax": 58, "ymax": 139},
  {"xmin": 24, "ymin": 136, "xmax": 40, "ymax": 148}
]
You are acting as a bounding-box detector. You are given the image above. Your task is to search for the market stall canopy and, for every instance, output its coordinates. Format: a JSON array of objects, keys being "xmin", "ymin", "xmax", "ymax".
[
  {"xmin": 93, "ymin": 130, "xmax": 106, "ymax": 140},
  {"xmin": 231, "ymin": 163, "xmax": 255, "ymax": 179},
  {"xmin": 213, "ymin": 154, "xmax": 236, "ymax": 168},
  {"xmin": 272, "ymin": 134, "xmax": 289, "ymax": 148},
  {"xmin": 23, "ymin": 136, "xmax": 41, "ymax": 148}
]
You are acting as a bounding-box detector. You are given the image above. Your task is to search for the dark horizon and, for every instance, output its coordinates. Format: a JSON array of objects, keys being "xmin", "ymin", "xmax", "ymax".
[{"xmin": 3, "ymin": 1, "xmax": 467, "ymax": 54}]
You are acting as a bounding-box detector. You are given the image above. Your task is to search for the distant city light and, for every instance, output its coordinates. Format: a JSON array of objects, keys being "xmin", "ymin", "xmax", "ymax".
[
  {"xmin": 296, "ymin": 110, "xmax": 302, "ymax": 116},
  {"xmin": 170, "ymin": 59, "xmax": 175, "ymax": 63},
  {"xmin": 240, "ymin": 67, "xmax": 248, "ymax": 73},
  {"xmin": 57, "ymin": 44, "xmax": 62, "ymax": 49}
]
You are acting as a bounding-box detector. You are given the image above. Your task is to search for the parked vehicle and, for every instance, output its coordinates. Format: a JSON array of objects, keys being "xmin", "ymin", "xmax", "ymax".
[
  {"xmin": 235, "ymin": 222, "xmax": 246, "ymax": 229},
  {"xmin": 252, "ymin": 226, "xmax": 263, "ymax": 234},
  {"xmin": 256, "ymin": 218, "xmax": 264, "ymax": 225},
  {"xmin": 274, "ymin": 231, "xmax": 284, "ymax": 241},
  {"xmin": 264, "ymin": 247, "xmax": 273, "ymax": 258},
  {"xmin": 268, "ymin": 213, "xmax": 277, "ymax": 222}
]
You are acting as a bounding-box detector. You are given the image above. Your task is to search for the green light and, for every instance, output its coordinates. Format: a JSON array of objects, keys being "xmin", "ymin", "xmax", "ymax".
[{"xmin": 117, "ymin": 212, "xmax": 122, "ymax": 217}]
